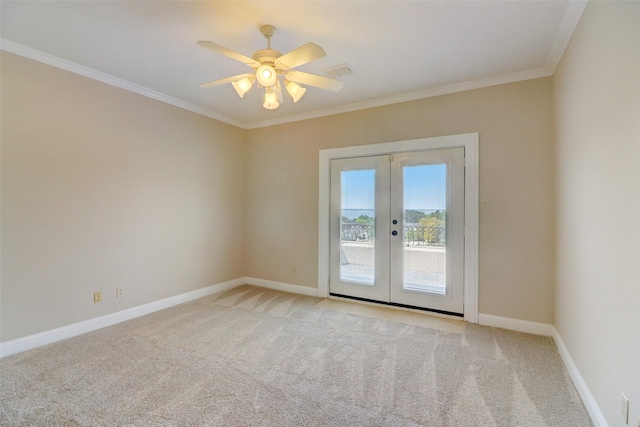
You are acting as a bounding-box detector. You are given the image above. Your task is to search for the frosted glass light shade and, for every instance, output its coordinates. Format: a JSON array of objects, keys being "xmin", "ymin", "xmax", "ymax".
[
  {"xmin": 231, "ymin": 76, "xmax": 255, "ymax": 98},
  {"xmin": 256, "ymin": 65, "xmax": 277, "ymax": 87},
  {"xmin": 263, "ymin": 90, "xmax": 280, "ymax": 109},
  {"xmin": 285, "ymin": 80, "xmax": 306, "ymax": 103}
]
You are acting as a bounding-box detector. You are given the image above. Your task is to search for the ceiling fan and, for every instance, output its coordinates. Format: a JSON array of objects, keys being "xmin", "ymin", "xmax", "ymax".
[{"xmin": 198, "ymin": 25, "xmax": 344, "ymax": 110}]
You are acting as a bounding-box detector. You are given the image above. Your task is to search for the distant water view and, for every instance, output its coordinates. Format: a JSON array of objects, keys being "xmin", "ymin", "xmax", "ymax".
[{"xmin": 342, "ymin": 209, "xmax": 441, "ymax": 220}]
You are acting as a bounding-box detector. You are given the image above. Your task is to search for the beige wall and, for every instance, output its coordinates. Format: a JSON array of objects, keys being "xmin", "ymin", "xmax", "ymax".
[
  {"xmin": 1, "ymin": 52, "xmax": 246, "ymax": 342},
  {"xmin": 1, "ymin": 35, "xmax": 563, "ymax": 342},
  {"xmin": 246, "ymin": 78, "xmax": 555, "ymax": 323},
  {"xmin": 553, "ymin": 2, "xmax": 640, "ymax": 426},
  {"xmin": 3, "ymin": 5, "xmax": 638, "ymax": 422}
]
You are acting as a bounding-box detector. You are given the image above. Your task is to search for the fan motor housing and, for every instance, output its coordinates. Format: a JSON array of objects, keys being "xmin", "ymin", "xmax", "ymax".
[{"xmin": 252, "ymin": 49, "xmax": 282, "ymax": 69}]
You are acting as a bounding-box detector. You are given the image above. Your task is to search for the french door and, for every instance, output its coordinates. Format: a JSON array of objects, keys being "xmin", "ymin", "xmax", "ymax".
[{"xmin": 329, "ymin": 148, "xmax": 465, "ymax": 314}]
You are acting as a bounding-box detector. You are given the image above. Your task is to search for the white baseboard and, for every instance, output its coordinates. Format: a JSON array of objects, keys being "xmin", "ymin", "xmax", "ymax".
[
  {"xmin": 478, "ymin": 313, "xmax": 555, "ymax": 336},
  {"xmin": 0, "ymin": 278, "xmax": 244, "ymax": 358},
  {"xmin": 476, "ymin": 314, "xmax": 606, "ymax": 427},
  {"xmin": 0, "ymin": 277, "xmax": 319, "ymax": 358},
  {"xmin": 552, "ymin": 327, "xmax": 608, "ymax": 427},
  {"xmin": 0, "ymin": 280, "xmax": 608, "ymax": 427},
  {"xmin": 243, "ymin": 277, "xmax": 321, "ymax": 297}
]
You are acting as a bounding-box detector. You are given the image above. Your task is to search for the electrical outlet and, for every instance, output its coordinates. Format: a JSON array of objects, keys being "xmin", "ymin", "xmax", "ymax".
[
  {"xmin": 116, "ymin": 287, "xmax": 124, "ymax": 298},
  {"xmin": 93, "ymin": 291, "xmax": 102, "ymax": 303},
  {"xmin": 621, "ymin": 393, "xmax": 629, "ymax": 424}
]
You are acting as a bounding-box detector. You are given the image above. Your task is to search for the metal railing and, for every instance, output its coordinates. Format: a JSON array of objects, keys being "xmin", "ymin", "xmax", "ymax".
[
  {"xmin": 341, "ymin": 223, "xmax": 375, "ymax": 243},
  {"xmin": 341, "ymin": 223, "xmax": 445, "ymax": 247},
  {"xmin": 404, "ymin": 224, "xmax": 445, "ymax": 247}
]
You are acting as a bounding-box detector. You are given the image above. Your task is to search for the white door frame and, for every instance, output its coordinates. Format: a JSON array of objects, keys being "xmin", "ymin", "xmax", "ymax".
[{"xmin": 318, "ymin": 133, "xmax": 479, "ymax": 323}]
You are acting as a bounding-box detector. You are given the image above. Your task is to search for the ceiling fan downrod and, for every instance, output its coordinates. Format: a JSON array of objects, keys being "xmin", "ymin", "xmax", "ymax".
[{"xmin": 260, "ymin": 24, "xmax": 277, "ymax": 50}]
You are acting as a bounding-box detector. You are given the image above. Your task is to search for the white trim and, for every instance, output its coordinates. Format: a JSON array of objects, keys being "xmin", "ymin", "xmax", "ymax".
[
  {"xmin": 0, "ymin": 277, "xmax": 326, "ymax": 358},
  {"xmin": 545, "ymin": 1, "xmax": 588, "ymax": 73},
  {"xmin": 463, "ymin": 137, "xmax": 479, "ymax": 323},
  {"xmin": 475, "ymin": 314, "xmax": 606, "ymax": 426},
  {"xmin": 246, "ymin": 68, "xmax": 550, "ymax": 129},
  {"xmin": 0, "ymin": 39, "xmax": 245, "ymax": 129},
  {"xmin": 2, "ymin": 38, "xmax": 569, "ymax": 131},
  {"xmin": 552, "ymin": 327, "xmax": 608, "ymax": 427},
  {"xmin": 243, "ymin": 277, "xmax": 321, "ymax": 298},
  {"xmin": 0, "ymin": 278, "xmax": 244, "ymax": 358},
  {"xmin": 478, "ymin": 313, "xmax": 554, "ymax": 336},
  {"xmin": 318, "ymin": 133, "xmax": 479, "ymax": 323}
]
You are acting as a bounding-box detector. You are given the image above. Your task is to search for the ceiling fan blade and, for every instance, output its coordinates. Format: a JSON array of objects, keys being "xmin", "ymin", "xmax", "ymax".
[
  {"xmin": 285, "ymin": 71, "xmax": 344, "ymax": 92},
  {"xmin": 199, "ymin": 73, "xmax": 255, "ymax": 88},
  {"xmin": 197, "ymin": 41, "xmax": 261, "ymax": 68},
  {"xmin": 275, "ymin": 42, "xmax": 326, "ymax": 70}
]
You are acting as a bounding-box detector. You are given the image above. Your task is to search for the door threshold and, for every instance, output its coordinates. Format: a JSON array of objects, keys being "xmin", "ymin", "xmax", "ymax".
[
  {"xmin": 319, "ymin": 296, "xmax": 466, "ymax": 334},
  {"xmin": 329, "ymin": 293, "xmax": 463, "ymax": 318}
]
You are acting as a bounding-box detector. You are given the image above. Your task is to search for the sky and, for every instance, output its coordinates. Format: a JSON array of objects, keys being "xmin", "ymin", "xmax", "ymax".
[{"xmin": 341, "ymin": 164, "xmax": 446, "ymax": 211}]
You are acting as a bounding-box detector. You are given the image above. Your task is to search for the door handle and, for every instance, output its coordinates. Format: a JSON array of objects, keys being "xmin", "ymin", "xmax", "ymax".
[{"xmin": 392, "ymin": 230, "xmax": 398, "ymax": 236}]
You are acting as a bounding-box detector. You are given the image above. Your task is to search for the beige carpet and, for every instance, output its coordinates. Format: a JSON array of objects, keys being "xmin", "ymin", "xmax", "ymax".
[{"xmin": 1, "ymin": 285, "xmax": 593, "ymax": 426}]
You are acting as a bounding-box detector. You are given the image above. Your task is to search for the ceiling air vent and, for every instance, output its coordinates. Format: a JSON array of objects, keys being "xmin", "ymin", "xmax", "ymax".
[{"xmin": 322, "ymin": 63, "xmax": 353, "ymax": 78}]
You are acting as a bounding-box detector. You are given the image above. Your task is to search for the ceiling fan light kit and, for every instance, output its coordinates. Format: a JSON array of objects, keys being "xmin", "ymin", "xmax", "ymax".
[
  {"xmin": 231, "ymin": 76, "xmax": 255, "ymax": 98},
  {"xmin": 198, "ymin": 24, "xmax": 343, "ymax": 110},
  {"xmin": 256, "ymin": 64, "xmax": 277, "ymax": 87},
  {"xmin": 285, "ymin": 80, "xmax": 306, "ymax": 103},
  {"xmin": 263, "ymin": 89, "xmax": 280, "ymax": 110}
]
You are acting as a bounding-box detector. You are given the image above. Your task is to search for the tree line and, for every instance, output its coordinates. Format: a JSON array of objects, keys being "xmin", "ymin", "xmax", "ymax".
[{"xmin": 343, "ymin": 210, "xmax": 445, "ymax": 226}]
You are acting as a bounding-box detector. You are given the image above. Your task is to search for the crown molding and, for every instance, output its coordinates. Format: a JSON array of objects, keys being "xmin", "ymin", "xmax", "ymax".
[
  {"xmin": 3, "ymin": 0, "xmax": 585, "ymax": 134},
  {"xmin": 545, "ymin": 0, "xmax": 588, "ymax": 73},
  {"xmin": 245, "ymin": 67, "xmax": 551, "ymax": 129},
  {"xmin": 0, "ymin": 38, "xmax": 245, "ymax": 129}
]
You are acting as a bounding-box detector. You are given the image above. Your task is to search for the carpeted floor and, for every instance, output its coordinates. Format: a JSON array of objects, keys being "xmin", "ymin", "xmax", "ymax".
[{"xmin": 1, "ymin": 285, "xmax": 593, "ymax": 426}]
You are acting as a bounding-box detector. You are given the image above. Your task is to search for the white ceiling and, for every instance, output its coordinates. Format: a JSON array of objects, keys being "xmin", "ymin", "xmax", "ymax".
[{"xmin": 1, "ymin": 1, "xmax": 586, "ymax": 129}]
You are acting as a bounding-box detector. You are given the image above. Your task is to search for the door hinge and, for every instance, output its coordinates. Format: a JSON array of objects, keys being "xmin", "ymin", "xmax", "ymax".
[{"xmin": 389, "ymin": 154, "xmax": 394, "ymax": 162}]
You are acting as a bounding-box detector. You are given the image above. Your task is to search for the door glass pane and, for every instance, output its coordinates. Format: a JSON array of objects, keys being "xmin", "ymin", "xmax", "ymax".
[
  {"xmin": 340, "ymin": 169, "xmax": 375, "ymax": 285},
  {"xmin": 403, "ymin": 164, "xmax": 446, "ymax": 294}
]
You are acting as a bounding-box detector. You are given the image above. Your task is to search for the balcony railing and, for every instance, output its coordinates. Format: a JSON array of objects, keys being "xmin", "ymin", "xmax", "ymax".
[{"xmin": 341, "ymin": 223, "xmax": 445, "ymax": 247}]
